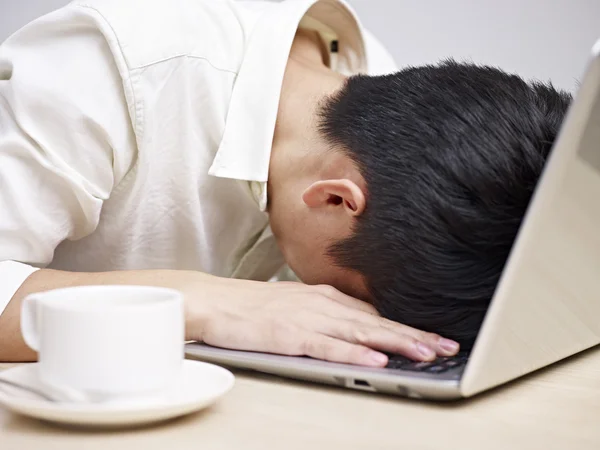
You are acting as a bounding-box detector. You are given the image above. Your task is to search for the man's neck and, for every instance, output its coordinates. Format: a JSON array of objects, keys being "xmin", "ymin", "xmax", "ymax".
[
  {"xmin": 289, "ymin": 28, "xmax": 330, "ymax": 68},
  {"xmin": 269, "ymin": 29, "xmax": 347, "ymax": 187}
]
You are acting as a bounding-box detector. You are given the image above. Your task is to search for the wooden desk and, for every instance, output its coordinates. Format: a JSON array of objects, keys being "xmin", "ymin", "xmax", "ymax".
[{"xmin": 1, "ymin": 349, "xmax": 600, "ymax": 450}]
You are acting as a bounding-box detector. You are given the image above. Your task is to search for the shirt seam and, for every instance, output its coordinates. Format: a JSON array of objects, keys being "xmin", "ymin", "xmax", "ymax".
[
  {"xmin": 132, "ymin": 54, "xmax": 239, "ymax": 75},
  {"xmin": 76, "ymin": 4, "xmax": 238, "ymax": 75},
  {"xmin": 74, "ymin": 4, "xmax": 139, "ymax": 125},
  {"xmin": 74, "ymin": 4, "xmax": 142, "ymax": 197}
]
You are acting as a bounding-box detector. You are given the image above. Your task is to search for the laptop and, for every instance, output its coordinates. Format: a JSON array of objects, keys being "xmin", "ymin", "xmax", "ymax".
[{"xmin": 186, "ymin": 41, "xmax": 600, "ymax": 401}]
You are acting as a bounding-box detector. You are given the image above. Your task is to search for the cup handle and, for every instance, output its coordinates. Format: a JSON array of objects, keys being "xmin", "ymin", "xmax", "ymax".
[{"xmin": 21, "ymin": 294, "xmax": 41, "ymax": 351}]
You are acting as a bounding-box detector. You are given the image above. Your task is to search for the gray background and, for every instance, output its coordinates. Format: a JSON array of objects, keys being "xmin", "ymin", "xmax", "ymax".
[{"xmin": 1, "ymin": 0, "xmax": 599, "ymax": 91}]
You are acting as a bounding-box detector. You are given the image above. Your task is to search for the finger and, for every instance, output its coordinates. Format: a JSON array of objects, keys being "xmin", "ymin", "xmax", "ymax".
[
  {"xmin": 315, "ymin": 318, "xmax": 437, "ymax": 362},
  {"xmin": 314, "ymin": 285, "xmax": 379, "ymax": 315},
  {"xmin": 307, "ymin": 289, "xmax": 460, "ymax": 357},
  {"xmin": 373, "ymin": 317, "xmax": 460, "ymax": 357},
  {"xmin": 315, "ymin": 300, "xmax": 459, "ymax": 357},
  {"xmin": 301, "ymin": 333, "xmax": 389, "ymax": 367}
]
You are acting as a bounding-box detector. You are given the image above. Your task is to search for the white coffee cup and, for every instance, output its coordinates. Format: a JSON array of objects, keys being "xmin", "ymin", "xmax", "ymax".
[{"xmin": 21, "ymin": 285, "xmax": 184, "ymax": 400}]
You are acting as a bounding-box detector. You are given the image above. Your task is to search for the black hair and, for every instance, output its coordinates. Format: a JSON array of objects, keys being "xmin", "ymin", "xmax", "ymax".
[{"xmin": 320, "ymin": 60, "xmax": 572, "ymax": 347}]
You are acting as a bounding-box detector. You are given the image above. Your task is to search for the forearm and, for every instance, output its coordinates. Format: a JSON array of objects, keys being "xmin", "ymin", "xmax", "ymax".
[
  {"xmin": 0, "ymin": 268, "xmax": 214, "ymax": 362},
  {"xmin": 0, "ymin": 267, "xmax": 460, "ymax": 367}
]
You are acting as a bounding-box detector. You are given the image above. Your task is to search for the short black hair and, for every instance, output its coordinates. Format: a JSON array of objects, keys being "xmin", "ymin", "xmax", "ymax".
[{"xmin": 320, "ymin": 60, "xmax": 572, "ymax": 347}]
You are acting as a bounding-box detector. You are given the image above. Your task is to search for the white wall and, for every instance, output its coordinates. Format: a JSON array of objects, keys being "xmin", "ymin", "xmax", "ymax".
[
  {"xmin": 349, "ymin": 0, "xmax": 600, "ymax": 91},
  {"xmin": 1, "ymin": 0, "xmax": 599, "ymax": 91},
  {"xmin": 0, "ymin": 0, "xmax": 68, "ymax": 42}
]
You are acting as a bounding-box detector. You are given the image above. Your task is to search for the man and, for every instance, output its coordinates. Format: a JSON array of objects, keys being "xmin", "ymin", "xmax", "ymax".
[{"xmin": 0, "ymin": 0, "xmax": 571, "ymax": 364}]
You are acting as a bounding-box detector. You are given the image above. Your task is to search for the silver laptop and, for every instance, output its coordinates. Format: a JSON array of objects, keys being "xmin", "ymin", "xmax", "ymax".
[{"xmin": 186, "ymin": 41, "xmax": 600, "ymax": 401}]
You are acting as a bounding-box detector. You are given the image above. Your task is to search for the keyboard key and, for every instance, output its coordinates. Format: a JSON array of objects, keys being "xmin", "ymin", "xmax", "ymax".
[
  {"xmin": 425, "ymin": 365, "xmax": 447, "ymax": 373},
  {"xmin": 403, "ymin": 362, "xmax": 434, "ymax": 371},
  {"xmin": 386, "ymin": 361, "xmax": 403, "ymax": 369},
  {"xmin": 443, "ymin": 360, "xmax": 461, "ymax": 368},
  {"xmin": 385, "ymin": 352, "xmax": 470, "ymax": 373}
]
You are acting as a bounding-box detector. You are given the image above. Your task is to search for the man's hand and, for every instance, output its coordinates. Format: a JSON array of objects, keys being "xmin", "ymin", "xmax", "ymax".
[
  {"xmin": 0, "ymin": 269, "xmax": 459, "ymax": 365},
  {"xmin": 184, "ymin": 279, "xmax": 460, "ymax": 367}
]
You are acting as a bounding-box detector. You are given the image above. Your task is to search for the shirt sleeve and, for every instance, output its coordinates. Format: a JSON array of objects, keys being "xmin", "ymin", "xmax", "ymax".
[{"xmin": 0, "ymin": 6, "xmax": 137, "ymax": 315}]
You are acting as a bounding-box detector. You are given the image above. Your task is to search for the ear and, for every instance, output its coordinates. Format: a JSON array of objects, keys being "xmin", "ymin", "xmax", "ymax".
[{"xmin": 302, "ymin": 179, "xmax": 366, "ymax": 217}]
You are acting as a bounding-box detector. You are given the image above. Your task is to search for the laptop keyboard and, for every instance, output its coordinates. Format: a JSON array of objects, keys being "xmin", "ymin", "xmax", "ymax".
[{"xmin": 385, "ymin": 351, "xmax": 470, "ymax": 374}]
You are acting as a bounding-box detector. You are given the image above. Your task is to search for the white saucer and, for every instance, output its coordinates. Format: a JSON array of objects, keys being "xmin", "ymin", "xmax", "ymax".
[{"xmin": 0, "ymin": 360, "xmax": 234, "ymax": 428}]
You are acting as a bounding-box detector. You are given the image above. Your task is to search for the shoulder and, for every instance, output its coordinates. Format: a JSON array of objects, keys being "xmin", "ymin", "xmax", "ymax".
[{"xmin": 71, "ymin": 0, "xmax": 249, "ymax": 72}]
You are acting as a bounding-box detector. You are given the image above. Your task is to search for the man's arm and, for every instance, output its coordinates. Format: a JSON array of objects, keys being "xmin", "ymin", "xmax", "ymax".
[
  {"xmin": 0, "ymin": 5, "xmax": 137, "ymax": 332},
  {"xmin": 0, "ymin": 267, "xmax": 459, "ymax": 364},
  {"xmin": 0, "ymin": 268, "xmax": 216, "ymax": 361},
  {"xmin": 0, "ymin": 269, "xmax": 102, "ymax": 361}
]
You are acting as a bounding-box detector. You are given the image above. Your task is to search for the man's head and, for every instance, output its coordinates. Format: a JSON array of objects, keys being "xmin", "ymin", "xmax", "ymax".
[{"xmin": 268, "ymin": 60, "xmax": 572, "ymax": 347}]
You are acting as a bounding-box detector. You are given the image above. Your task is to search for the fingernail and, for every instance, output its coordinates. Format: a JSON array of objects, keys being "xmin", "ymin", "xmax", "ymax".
[
  {"xmin": 369, "ymin": 351, "xmax": 388, "ymax": 365},
  {"xmin": 439, "ymin": 338, "xmax": 460, "ymax": 354},
  {"xmin": 416, "ymin": 342, "xmax": 435, "ymax": 360}
]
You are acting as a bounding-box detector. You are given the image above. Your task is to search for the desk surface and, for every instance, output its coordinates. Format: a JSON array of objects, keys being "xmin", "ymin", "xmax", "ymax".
[{"xmin": 1, "ymin": 350, "xmax": 600, "ymax": 450}]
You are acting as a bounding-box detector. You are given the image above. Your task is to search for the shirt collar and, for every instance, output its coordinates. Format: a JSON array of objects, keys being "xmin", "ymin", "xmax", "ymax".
[{"xmin": 208, "ymin": 0, "xmax": 368, "ymax": 211}]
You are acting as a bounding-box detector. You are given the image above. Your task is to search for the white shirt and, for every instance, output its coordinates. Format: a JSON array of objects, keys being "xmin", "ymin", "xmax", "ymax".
[{"xmin": 0, "ymin": 0, "xmax": 397, "ymax": 315}]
